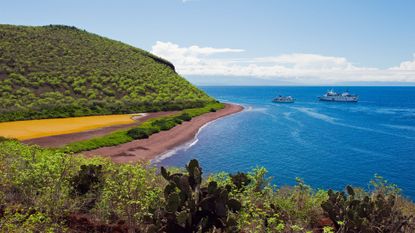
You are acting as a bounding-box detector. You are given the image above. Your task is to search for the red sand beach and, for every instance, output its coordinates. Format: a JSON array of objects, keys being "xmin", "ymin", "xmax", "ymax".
[
  {"xmin": 83, "ymin": 103, "xmax": 243, "ymax": 163},
  {"xmin": 23, "ymin": 111, "xmax": 178, "ymax": 147}
]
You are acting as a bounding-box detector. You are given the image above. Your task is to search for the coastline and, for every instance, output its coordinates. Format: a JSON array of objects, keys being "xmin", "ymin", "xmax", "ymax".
[
  {"xmin": 23, "ymin": 111, "xmax": 178, "ymax": 147},
  {"xmin": 82, "ymin": 103, "xmax": 244, "ymax": 163}
]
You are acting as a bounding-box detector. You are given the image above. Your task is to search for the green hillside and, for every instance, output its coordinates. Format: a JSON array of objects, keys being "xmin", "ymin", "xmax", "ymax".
[{"xmin": 0, "ymin": 24, "xmax": 213, "ymax": 122}]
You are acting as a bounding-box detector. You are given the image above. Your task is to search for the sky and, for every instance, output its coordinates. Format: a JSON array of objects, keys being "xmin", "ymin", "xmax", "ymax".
[{"xmin": 1, "ymin": 0, "xmax": 415, "ymax": 85}]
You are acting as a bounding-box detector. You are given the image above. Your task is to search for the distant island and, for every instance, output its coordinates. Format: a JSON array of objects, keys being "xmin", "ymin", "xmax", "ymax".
[{"xmin": 0, "ymin": 24, "xmax": 414, "ymax": 233}]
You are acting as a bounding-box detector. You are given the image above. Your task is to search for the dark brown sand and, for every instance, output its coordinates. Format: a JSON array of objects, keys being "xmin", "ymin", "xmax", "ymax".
[
  {"xmin": 23, "ymin": 111, "xmax": 178, "ymax": 147},
  {"xmin": 83, "ymin": 104, "xmax": 243, "ymax": 163}
]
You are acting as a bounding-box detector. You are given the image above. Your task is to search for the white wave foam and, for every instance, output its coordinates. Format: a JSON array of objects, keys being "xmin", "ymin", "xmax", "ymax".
[
  {"xmin": 375, "ymin": 108, "xmax": 415, "ymax": 115},
  {"xmin": 382, "ymin": 124, "xmax": 415, "ymax": 132},
  {"xmin": 244, "ymin": 106, "xmax": 267, "ymax": 112},
  {"xmin": 347, "ymin": 146, "xmax": 387, "ymax": 157},
  {"xmin": 151, "ymin": 121, "xmax": 213, "ymax": 164},
  {"xmin": 151, "ymin": 106, "xmax": 242, "ymax": 164},
  {"xmin": 291, "ymin": 107, "xmax": 415, "ymax": 140},
  {"xmin": 151, "ymin": 138, "xmax": 199, "ymax": 164},
  {"xmin": 291, "ymin": 107, "xmax": 337, "ymax": 124},
  {"xmin": 335, "ymin": 122, "xmax": 415, "ymax": 140},
  {"xmin": 283, "ymin": 112, "xmax": 304, "ymax": 127}
]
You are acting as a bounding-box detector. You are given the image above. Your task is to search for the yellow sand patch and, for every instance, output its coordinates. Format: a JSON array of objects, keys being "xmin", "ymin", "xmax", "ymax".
[{"xmin": 0, "ymin": 115, "xmax": 136, "ymax": 140}]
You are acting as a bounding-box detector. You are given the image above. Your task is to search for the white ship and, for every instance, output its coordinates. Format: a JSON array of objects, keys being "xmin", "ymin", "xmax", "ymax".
[
  {"xmin": 318, "ymin": 90, "xmax": 358, "ymax": 102},
  {"xmin": 273, "ymin": 95, "xmax": 295, "ymax": 103}
]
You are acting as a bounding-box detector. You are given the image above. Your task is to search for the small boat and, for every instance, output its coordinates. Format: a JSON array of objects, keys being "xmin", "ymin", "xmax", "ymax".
[
  {"xmin": 318, "ymin": 89, "xmax": 358, "ymax": 102},
  {"xmin": 273, "ymin": 95, "xmax": 295, "ymax": 103}
]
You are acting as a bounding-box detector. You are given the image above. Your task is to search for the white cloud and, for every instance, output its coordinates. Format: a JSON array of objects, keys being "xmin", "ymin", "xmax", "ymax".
[
  {"xmin": 390, "ymin": 54, "xmax": 415, "ymax": 71},
  {"xmin": 151, "ymin": 41, "xmax": 415, "ymax": 84}
]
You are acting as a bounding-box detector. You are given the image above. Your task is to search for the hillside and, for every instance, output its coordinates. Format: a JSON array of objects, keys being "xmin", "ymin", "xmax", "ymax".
[{"xmin": 0, "ymin": 24, "xmax": 213, "ymax": 122}]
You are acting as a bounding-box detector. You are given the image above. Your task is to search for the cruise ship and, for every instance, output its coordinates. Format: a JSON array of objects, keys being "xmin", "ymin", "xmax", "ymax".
[
  {"xmin": 318, "ymin": 90, "xmax": 358, "ymax": 102},
  {"xmin": 273, "ymin": 95, "xmax": 295, "ymax": 103}
]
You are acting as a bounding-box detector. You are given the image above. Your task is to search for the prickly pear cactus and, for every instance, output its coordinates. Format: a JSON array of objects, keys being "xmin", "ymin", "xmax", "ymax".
[
  {"xmin": 148, "ymin": 159, "xmax": 241, "ymax": 233},
  {"xmin": 321, "ymin": 185, "xmax": 414, "ymax": 233},
  {"xmin": 230, "ymin": 172, "xmax": 251, "ymax": 190}
]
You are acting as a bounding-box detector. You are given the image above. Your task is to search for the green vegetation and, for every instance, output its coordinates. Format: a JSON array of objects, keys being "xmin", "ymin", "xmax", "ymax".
[
  {"xmin": 1, "ymin": 140, "xmax": 414, "ymax": 232},
  {"xmin": 63, "ymin": 102, "xmax": 224, "ymax": 153},
  {"xmin": 0, "ymin": 24, "xmax": 214, "ymax": 122}
]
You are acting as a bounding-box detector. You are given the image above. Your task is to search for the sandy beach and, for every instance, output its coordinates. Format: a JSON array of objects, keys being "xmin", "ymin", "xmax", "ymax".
[
  {"xmin": 83, "ymin": 103, "xmax": 243, "ymax": 163},
  {"xmin": 23, "ymin": 111, "xmax": 178, "ymax": 147}
]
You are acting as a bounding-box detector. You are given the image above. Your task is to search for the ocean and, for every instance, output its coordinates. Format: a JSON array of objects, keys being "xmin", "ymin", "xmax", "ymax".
[{"xmin": 154, "ymin": 86, "xmax": 415, "ymax": 199}]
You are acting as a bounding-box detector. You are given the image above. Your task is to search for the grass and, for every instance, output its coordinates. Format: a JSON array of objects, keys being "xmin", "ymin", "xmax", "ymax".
[
  {"xmin": 0, "ymin": 114, "xmax": 136, "ymax": 140},
  {"xmin": 62, "ymin": 102, "xmax": 224, "ymax": 153}
]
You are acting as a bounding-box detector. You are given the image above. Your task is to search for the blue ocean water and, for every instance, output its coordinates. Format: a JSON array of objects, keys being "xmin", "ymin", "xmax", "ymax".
[{"xmin": 155, "ymin": 86, "xmax": 415, "ymax": 199}]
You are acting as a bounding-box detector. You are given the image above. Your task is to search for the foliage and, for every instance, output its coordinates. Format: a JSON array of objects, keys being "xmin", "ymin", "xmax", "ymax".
[
  {"xmin": 63, "ymin": 102, "xmax": 224, "ymax": 153},
  {"xmin": 322, "ymin": 184, "xmax": 415, "ymax": 232},
  {"xmin": 0, "ymin": 140, "xmax": 414, "ymax": 232},
  {"xmin": 177, "ymin": 112, "xmax": 192, "ymax": 121},
  {"xmin": 208, "ymin": 167, "xmax": 328, "ymax": 232},
  {"xmin": 0, "ymin": 140, "xmax": 162, "ymax": 232},
  {"xmin": 0, "ymin": 24, "xmax": 214, "ymax": 122},
  {"xmin": 71, "ymin": 164, "xmax": 103, "ymax": 196},
  {"xmin": 146, "ymin": 160, "xmax": 241, "ymax": 232}
]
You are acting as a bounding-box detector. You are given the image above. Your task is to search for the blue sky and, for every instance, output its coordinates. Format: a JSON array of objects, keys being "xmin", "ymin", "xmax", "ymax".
[{"xmin": 2, "ymin": 0, "xmax": 415, "ymax": 85}]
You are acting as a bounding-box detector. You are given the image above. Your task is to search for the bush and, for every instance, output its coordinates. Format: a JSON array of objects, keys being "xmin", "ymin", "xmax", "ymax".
[
  {"xmin": 177, "ymin": 113, "xmax": 192, "ymax": 121},
  {"xmin": 151, "ymin": 118, "xmax": 177, "ymax": 131},
  {"xmin": 322, "ymin": 184, "xmax": 415, "ymax": 232},
  {"xmin": 127, "ymin": 127, "xmax": 151, "ymax": 139}
]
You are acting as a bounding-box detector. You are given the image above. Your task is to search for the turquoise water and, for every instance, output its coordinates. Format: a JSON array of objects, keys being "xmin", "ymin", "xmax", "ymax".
[{"xmin": 155, "ymin": 86, "xmax": 415, "ymax": 199}]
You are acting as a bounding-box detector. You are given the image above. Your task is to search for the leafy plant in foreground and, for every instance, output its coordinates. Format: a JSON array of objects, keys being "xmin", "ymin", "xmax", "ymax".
[
  {"xmin": 321, "ymin": 185, "xmax": 415, "ymax": 232},
  {"xmin": 71, "ymin": 164, "xmax": 103, "ymax": 196},
  {"xmin": 146, "ymin": 159, "xmax": 241, "ymax": 233}
]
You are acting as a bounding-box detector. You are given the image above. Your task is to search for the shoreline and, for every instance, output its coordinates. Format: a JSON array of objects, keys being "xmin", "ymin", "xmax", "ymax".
[
  {"xmin": 23, "ymin": 111, "xmax": 178, "ymax": 147},
  {"xmin": 151, "ymin": 104, "xmax": 245, "ymax": 163},
  {"xmin": 83, "ymin": 103, "xmax": 244, "ymax": 163}
]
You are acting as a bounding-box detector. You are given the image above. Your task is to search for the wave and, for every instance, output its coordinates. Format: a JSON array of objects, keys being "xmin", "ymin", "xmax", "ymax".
[
  {"xmin": 151, "ymin": 138, "xmax": 199, "ymax": 164},
  {"xmin": 291, "ymin": 107, "xmax": 415, "ymax": 140},
  {"xmin": 244, "ymin": 106, "xmax": 268, "ymax": 112},
  {"xmin": 151, "ymin": 120, "xmax": 214, "ymax": 164},
  {"xmin": 283, "ymin": 112, "xmax": 304, "ymax": 127},
  {"xmin": 291, "ymin": 107, "xmax": 337, "ymax": 124},
  {"xmin": 375, "ymin": 108, "xmax": 415, "ymax": 116},
  {"xmin": 151, "ymin": 107, "xmax": 242, "ymax": 164},
  {"xmin": 289, "ymin": 128, "xmax": 310, "ymax": 146},
  {"xmin": 382, "ymin": 124, "xmax": 415, "ymax": 132},
  {"xmin": 347, "ymin": 146, "xmax": 388, "ymax": 157}
]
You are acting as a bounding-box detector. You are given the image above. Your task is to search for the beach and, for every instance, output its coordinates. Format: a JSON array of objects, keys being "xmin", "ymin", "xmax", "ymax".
[
  {"xmin": 23, "ymin": 111, "xmax": 179, "ymax": 147},
  {"xmin": 83, "ymin": 103, "xmax": 243, "ymax": 163}
]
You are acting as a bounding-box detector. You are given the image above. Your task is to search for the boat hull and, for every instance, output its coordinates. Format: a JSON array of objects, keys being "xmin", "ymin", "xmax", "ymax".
[
  {"xmin": 318, "ymin": 96, "xmax": 358, "ymax": 102},
  {"xmin": 272, "ymin": 100, "xmax": 295, "ymax": 103}
]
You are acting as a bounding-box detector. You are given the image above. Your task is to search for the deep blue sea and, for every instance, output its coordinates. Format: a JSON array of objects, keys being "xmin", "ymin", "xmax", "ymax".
[{"xmin": 154, "ymin": 86, "xmax": 415, "ymax": 199}]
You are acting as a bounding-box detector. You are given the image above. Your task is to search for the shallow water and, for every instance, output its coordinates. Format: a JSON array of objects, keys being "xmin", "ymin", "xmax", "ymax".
[{"xmin": 154, "ymin": 86, "xmax": 415, "ymax": 199}]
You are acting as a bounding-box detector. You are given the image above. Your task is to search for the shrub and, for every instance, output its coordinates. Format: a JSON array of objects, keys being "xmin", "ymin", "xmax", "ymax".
[
  {"xmin": 71, "ymin": 164, "xmax": 103, "ymax": 196},
  {"xmin": 151, "ymin": 118, "xmax": 177, "ymax": 131},
  {"xmin": 127, "ymin": 127, "xmax": 151, "ymax": 139},
  {"xmin": 177, "ymin": 113, "xmax": 192, "ymax": 121},
  {"xmin": 322, "ymin": 185, "xmax": 415, "ymax": 232}
]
